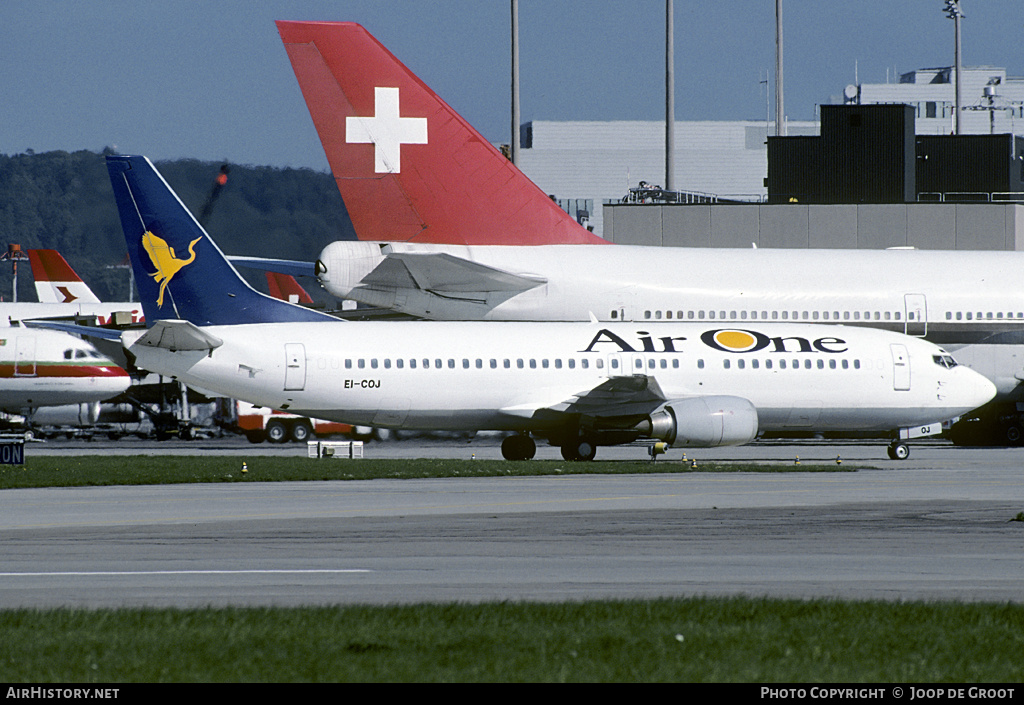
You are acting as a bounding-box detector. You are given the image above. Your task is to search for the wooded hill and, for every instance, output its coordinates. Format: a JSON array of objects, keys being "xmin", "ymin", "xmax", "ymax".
[{"xmin": 0, "ymin": 149, "xmax": 355, "ymax": 303}]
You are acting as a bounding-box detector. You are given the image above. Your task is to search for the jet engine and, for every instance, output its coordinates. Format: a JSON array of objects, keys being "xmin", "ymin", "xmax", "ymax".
[
  {"xmin": 639, "ymin": 396, "xmax": 758, "ymax": 447},
  {"xmin": 316, "ymin": 241, "xmax": 386, "ymax": 297},
  {"xmin": 29, "ymin": 401, "xmax": 102, "ymax": 426}
]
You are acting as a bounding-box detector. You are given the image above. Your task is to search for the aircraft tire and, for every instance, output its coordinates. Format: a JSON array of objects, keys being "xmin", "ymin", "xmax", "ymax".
[
  {"xmin": 887, "ymin": 441, "xmax": 910, "ymax": 460},
  {"xmin": 501, "ymin": 434, "xmax": 536, "ymax": 461},
  {"xmin": 1004, "ymin": 424, "xmax": 1022, "ymax": 446},
  {"xmin": 561, "ymin": 440, "xmax": 596, "ymax": 461},
  {"xmin": 576, "ymin": 441, "xmax": 597, "ymax": 461}
]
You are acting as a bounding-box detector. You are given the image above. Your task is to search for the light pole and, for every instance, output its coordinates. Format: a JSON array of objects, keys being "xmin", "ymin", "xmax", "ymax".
[
  {"xmin": 665, "ymin": 0, "xmax": 675, "ymax": 191},
  {"xmin": 775, "ymin": 0, "xmax": 785, "ymax": 136},
  {"xmin": 944, "ymin": 1, "xmax": 964, "ymax": 135},
  {"xmin": 511, "ymin": 0, "xmax": 520, "ymax": 166}
]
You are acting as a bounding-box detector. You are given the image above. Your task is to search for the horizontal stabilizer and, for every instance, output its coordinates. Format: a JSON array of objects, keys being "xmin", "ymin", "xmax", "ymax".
[
  {"xmin": 133, "ymin": 319, "xmax": 223, "ymax": 352},
  {"xmin": 362, "ymin": 253, "xmax": 546, "ymax": 293},
  {"xmin": 228, "ymin": 256, "xmax": 317, "ymax": 278},
  {"xmin": 22, "ymin": 319, "xmax": 124, "ymax": 342}
]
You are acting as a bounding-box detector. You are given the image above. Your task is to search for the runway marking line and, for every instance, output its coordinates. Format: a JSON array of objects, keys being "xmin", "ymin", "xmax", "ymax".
[{"xmin": 0, "ymin": 569, "xmax": 373, "ymax": 576}]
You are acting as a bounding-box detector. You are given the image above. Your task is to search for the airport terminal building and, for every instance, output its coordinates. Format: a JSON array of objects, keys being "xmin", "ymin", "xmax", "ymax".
[{"xmin": 518, "ymin": 65, "xmax": 1024, "ymax": 249}]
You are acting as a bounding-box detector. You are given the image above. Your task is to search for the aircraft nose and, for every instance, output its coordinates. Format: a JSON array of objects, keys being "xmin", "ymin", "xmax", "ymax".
[
  {"xmin": 959, "ymin": 367, "xmax": 997, "ymax": 411},
  {"xmin": 96, "ymin": 366, "xmax": 132, "ymax": 396}
]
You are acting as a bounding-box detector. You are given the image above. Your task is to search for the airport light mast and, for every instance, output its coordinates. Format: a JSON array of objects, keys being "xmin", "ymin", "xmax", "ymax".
[
  {"xmin": 665, "ymin": 0, "xmax": 675, "ymax": 191},
  {"xmin": 775, "ymin": 0, "xmax": 785, "ymax": 136},
  {"xmin": 511, "ymin": 0, "xmax": 520, "ymax": 166},
  {"xmin": 1, "ymin": 244, "xmax": 28, "ymax": 303},
  {"xmin": 944, "ymin": 0, "xmax": 964, "ymax": 135}
]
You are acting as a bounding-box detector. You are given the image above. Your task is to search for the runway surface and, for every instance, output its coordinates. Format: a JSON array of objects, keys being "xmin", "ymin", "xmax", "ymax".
[{"xmin": 2, "ymin": 438, "xmax": 1022, "ymax": 608}]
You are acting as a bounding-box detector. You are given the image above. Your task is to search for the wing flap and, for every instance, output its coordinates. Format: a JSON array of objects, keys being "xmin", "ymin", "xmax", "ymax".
[{"xmin": 502, "ymin": 375, "xmax": 670, "ymax": 420}]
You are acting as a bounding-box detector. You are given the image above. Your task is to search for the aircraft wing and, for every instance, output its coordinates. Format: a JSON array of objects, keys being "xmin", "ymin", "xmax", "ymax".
[
  {"xmin": 501, "ymin": 375, "xmax": 669, "ymax": 420},
  {"xmin": 549, "ymin": 375, "xmax": 670, "ymax": 417},
  {"xmin": 362, "ymin": 253, "xmax": 546, "ymax": 293}
]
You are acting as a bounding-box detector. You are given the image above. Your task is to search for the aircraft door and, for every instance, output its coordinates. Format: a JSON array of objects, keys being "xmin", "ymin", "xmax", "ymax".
[
  {"xmin": 904, "ymin": 294, "xmax": 927, "ymax": 337},
  {"xmin": 891, "ymin": 343, "xmax": 911, "ymax": 391},
  {"xmin": 629, "ymin": 354, "xmax": 646, "ymax": 375},
  {"xmin": 606, "ymin": 354, "xmax": 625, "ymax": 377},
  {"xmin": 284, "ymin": 343, "xmax": 306, "ymax": 391},
  {"xmin": 14, "ymin": 336, "xmax": 36, "ymax": 377}
]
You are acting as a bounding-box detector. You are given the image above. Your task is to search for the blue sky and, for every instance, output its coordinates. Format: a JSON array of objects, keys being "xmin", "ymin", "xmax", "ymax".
[{"xmin": 2, "ymin": 1, "xmax": 1019, "ymax": 171}]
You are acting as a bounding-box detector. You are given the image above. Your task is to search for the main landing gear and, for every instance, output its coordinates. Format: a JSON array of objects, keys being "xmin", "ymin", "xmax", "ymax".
[
  {"xmin": 501, "ymin": 432, "xmax": 600, "ymax": 461},
  {"xmin": 501, "ymin": 433, "xmax": 536, "ymax": 461},
  {"xmin": 887, "ymin": 441, "xmax": 910, "ymax": 460}
]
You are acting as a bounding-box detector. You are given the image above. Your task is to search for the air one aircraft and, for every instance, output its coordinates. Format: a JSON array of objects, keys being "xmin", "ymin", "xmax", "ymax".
[
  {"xmin": 270, "ymin": 20, "xmax": 1024, "ymax": 445},
  {"xmin": 43, "ymin": 154, "xmax": 994, "ymax": 462}
]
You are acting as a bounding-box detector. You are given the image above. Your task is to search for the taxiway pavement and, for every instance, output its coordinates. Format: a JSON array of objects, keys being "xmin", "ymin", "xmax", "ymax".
[{"xmin": 1, "ymin": 439, "xmax": 1022, "ymax": 607}]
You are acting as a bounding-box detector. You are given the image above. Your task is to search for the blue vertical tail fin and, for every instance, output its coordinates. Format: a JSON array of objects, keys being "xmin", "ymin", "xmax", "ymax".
[{"xmin": 106, "ymin": 155, "xmax": 334, "ymax": 326}]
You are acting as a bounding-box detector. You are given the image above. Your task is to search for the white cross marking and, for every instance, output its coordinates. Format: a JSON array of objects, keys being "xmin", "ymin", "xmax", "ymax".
[{"xmin": 346, "ymin": 86, "xmax": 428, "ymax": 174}]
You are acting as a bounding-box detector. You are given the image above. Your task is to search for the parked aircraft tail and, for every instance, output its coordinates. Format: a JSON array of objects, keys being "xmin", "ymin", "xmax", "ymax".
[
  {"xmin": 265, "ymin": 271, "xmax": 315, "ymax": 305},
  {"xmin": 28, "ymin": 249, "xmax": 102, "ymax": 304},
  {"xmin": 276, "ymin": 20, "xmax": 606, "ymax": 246},
  {"xmin": 105, "ymin": 155, "xmax": 335, "ymax": 326}
]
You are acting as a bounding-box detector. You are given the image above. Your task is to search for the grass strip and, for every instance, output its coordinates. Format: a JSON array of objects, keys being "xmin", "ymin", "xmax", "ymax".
[
  {"xmin": 0, "ymin": 597, "xmax": 1020, "ymax": 682},
  {"xmin": 0, "ymin": 455, "xmax": 856, "ymax": 489}
]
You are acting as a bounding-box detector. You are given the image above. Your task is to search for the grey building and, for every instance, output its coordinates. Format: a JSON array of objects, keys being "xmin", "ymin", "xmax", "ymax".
[
  {"xmin": 518, "ymin": 64, "xmax": 1024, "ymax": 250},
  {"xmin": 517, "ymin": 119, "xmax": 817, "ymax": 238}
]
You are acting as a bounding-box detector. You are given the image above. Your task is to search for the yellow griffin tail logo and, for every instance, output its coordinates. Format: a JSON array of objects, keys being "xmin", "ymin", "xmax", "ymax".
[{"xmin": 142, "ymin": 230, "xmax": 202, "ymax": 307}]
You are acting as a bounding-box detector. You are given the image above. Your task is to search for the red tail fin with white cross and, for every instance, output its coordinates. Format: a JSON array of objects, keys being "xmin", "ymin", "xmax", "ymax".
[{"xmin": 276, "ymin": 20, "xmax": 606, "ymax": 246}]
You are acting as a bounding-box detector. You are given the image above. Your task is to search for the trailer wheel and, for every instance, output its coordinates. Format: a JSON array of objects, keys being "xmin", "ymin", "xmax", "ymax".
[
  {"xmin": 290, "ymin": 420, "xmax": 313, "ymax": 443},
  {"xmin": 265, "ymin": 420, "xmax": 288, "ymax": 444}
]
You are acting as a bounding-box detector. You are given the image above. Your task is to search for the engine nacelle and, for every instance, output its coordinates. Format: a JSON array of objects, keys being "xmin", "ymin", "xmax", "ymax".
[
  {"xmin": 316, "ymin": 241, "xmax": 387, "ymax": 297},
  {"xmin": 28, "ymin": 401, "xmax": 102, "ymax": 427},
  {"xmin": 642, "ymin": 396, "xmax": 758, "ymax": 447}
]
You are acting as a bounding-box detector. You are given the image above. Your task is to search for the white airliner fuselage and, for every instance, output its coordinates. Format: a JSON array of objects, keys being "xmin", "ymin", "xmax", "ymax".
[
  {"xmin": 0, "ymin": 327, "xmax": 130, "ymax": 413},
  {"xmin": 318, "ymin": 241, "xmax": 1023, "ymax": 339},
  {"xmin": 122, "ymin": 320, "xmax": 994, "ymax": 449}
]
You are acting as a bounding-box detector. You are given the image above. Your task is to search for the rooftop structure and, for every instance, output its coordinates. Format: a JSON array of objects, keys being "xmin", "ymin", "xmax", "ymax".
[{"xmin": 841, "ymin": 65, "xmax": 1024, "ymax": 137}]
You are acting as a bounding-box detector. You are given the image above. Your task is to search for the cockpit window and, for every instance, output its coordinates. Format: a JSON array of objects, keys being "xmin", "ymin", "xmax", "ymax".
[{"xmin": 933, "ymin": 354, "xmax": 958, "ymax": 369}]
